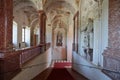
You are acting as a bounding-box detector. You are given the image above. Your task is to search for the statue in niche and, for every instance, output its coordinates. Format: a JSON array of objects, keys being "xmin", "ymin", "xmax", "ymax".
[
  {"xmin": 56, "ymin": 31, "xmax": 63, "ymax": 46},
  {"xmin": 83, "ymin": 18, "xmax": 93, "ymax": 61}
]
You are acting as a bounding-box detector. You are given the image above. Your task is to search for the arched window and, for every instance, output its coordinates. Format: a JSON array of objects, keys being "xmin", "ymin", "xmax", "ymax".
[
  {"xmin": 13, "ymin": 21, "xmax": 18, "ymax": 48},
  {"xmin": 22, "ymin": 27, "xmax": 25, "ymax": 42},
  {"xmin": 22, "ymin": 26, "xmax": 30, "ymax": 47},
  {"xmin": 25, "ymin": 27, "xmax": 30, "ymax": 47}
]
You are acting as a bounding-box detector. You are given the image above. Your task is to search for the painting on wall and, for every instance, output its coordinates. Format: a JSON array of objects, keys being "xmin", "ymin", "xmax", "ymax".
[{"xmin": 56, "ymin": 31, "xmax": 63, "ymax": 46}]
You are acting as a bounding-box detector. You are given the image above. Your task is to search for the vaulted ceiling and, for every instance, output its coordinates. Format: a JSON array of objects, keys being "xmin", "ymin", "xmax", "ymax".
[
  {"xmin": 44, "ymin": 0, "xmax": 79, "ymax": 30},
  {"xmin": 13, "ymin": 0, "xmax": 80, "ymax": 29}
]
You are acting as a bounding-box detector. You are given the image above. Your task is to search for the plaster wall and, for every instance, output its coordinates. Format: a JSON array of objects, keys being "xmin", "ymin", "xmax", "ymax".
[
  {"xmin": 46, "ymin": 25, "xmax": 52, "ymax": 43},
  {"xmin": 17, "ymin": 24, "xmax": 22, "ymax": 49},
  {"xmin": 67, "ymin": 24, "xmax": 73, "ymax": 61}
]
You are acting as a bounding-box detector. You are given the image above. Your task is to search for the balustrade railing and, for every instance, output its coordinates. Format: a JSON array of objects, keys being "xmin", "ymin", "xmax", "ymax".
[
  {"xmin": 20, "ymin": 45, "xmax": 41, "ymax": 64},
  {"xmin": 0, "ymin": 50, "xmax": 21, "ymax": 80},
  {"xmin": 0, "ymin": 43, "xmax": 51, "ymax": 80}
]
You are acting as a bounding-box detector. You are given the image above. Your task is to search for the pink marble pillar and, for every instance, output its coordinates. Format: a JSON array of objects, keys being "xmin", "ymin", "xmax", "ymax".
[
  {"xmin": 0, "ymin": 1, "xmax": 21, "ymax": 80},
  {"xmin": 39, "ymin": 10, "xmax": 46, "ymax": 44},
  {"xmin": 38, "ymin": 10, "xmax": 46, "ymax": 51},
  {"xmin": 0, "ymin": 0, "xmax": 13, "ymax": 52},
  {"xmin": 103, "ymin": 0, "xmax": 120, "ymax": 79}
]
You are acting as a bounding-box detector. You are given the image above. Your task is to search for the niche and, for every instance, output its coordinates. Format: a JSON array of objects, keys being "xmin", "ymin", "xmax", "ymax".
[{"xmin": 83, "ymin": 18, "xmax": 94, "ymax": 61}]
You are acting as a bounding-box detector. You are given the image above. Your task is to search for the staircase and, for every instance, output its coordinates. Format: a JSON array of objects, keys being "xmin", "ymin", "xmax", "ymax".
[{"xmin": 32, "ymin": 60, "xmax": 88, "ymax": 80}]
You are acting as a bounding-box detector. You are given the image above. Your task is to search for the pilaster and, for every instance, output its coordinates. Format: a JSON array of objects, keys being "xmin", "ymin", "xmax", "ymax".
[
  {"xmin": 103, "ymin": 0, "xmax": 120, "ymax": 79},
  {"xmin": 0, "ymin": 0, "xmax": 13, "ymax": 52}
]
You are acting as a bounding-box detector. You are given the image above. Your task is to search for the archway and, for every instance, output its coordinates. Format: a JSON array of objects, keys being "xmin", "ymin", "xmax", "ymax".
[{"xmin": 52, "ymin": 22, "xmax": 67, "ymax": 60}]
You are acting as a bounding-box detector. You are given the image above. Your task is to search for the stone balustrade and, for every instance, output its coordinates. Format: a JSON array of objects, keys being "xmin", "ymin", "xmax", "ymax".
[{"xmin": 0, "ymin": 43, "xmax": 51, "ymax": 80}]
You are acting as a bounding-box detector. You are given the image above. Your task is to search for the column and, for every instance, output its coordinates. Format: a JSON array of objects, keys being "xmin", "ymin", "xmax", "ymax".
[
  {"xmin": 39, "ymin": 10, "xmax": 46, "ymax": 51},
  {"xmin": 0, "ymin": 0, "xmax": 13, "ymax": 52},
  {"xmin": 0, "ymin": 1, "xmax": 21, "ymax": 80},
  {"xmin": 39, "ymin": 10, "xmax": 46, "ymax": 44},
  {"xmin": 103, "ymin": 0, "xmax": 120, "ymax": 79}
]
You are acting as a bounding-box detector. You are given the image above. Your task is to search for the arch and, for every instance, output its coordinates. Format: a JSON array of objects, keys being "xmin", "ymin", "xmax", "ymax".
[{"xmin": 44, "ymin": 0, "xmax": 76, "ymax": 14}]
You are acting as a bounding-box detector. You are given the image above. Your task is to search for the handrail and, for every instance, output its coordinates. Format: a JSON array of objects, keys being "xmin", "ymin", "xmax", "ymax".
[
  {"xmin": 20, "ymin": 43, "xmax": 51, "ymax": 64},
  {"xmin": 73, "ymin": 63, "xmax": 120, "ymax": 74},
  {"xmin": 0, "ymin": 43, "xmax": 51, "ymax": 80},
  {"xmin": 20, "ymin": 45, "xmax": 41, "ymax": 64}
]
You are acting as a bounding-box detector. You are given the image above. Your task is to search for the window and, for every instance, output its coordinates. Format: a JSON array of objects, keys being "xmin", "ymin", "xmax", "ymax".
[
  {"xmin": 13, "ymin": 21, "xmax": 18, "ymax": 48},
  {"xmin": 22, "ymin": 27, "xmax": 25, "ymax": 42},
  {"xmin": 25, "ymin": 27, "xmax": 30, "ymax": 47},
  {"xmin": 22, "ymin": 26, "xmax": 30, "ymax": 47}
]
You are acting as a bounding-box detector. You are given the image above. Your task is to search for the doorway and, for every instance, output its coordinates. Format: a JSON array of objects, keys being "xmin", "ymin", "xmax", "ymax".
[{"xmin": 52, "ymin": 27, "xmax": 67, "ymax": 60}]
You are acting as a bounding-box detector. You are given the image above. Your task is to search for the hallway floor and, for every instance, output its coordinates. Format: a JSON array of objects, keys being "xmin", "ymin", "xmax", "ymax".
[{"xmin": 32, "ymin": 60, "xmax": 88, "ymax": 80}]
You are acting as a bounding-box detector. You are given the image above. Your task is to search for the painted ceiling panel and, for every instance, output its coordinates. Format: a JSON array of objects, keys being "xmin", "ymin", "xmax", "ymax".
[{"xmin": 13, "ymin": 0, "xmax": 79, "ymax": 30}]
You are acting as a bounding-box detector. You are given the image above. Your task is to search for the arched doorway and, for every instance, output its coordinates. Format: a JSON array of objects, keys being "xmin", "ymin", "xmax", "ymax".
[{"xmin": 52, "ymin": 24, "xmax": 67, "ymax": 60}]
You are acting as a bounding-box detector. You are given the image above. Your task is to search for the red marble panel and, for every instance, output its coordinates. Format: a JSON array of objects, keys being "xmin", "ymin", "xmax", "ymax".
[
  {"xmin": 103, "ymin": 0, "xmax": 120, "ymax": 79},
  {"xmin": 0, "ymin": 1, "xmax": 5, "ymax": 51},
  {"xmin": 109, "ymin": 0, "xmax": 120, "ymax": 48},
  {"xmin": 0, "ymin": 0, "xmax": 3, "ymax": 8},
  {"xmin": 21, "ymin": 46, "xmax": 41, "ymax": 64},
  {"xmin": 0, "ymin": 0, "xmax": 13, "ymax": 51},
  {"xmin": 0, "ymin": 50, "xmax": 21, "ymax": 80}
]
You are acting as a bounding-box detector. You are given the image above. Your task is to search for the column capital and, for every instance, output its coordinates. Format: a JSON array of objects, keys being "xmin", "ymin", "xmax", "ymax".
[
  {"xmin": 38, "ymin": 10, "xmax": 46, "ymax": 17},
  {"xmin": 38, "ymin": 10, "xmax": 45, "ymax": 14}
]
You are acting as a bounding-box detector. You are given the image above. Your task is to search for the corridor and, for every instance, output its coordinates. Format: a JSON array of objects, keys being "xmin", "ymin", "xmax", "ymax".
[{"xmin": 0, "ymin": 0, "xmax": 120, "ymax": 80}]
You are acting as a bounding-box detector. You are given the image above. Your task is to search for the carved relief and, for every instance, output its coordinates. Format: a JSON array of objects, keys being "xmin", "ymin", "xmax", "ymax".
[{"xmin": 83, "ymin": 18, "xmax": 94, "ymax": 61}]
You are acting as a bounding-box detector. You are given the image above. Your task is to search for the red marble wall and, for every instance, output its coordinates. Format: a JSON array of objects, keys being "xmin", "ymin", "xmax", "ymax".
[
  {"xmin": 39, "ymin": 11, "xmax": 46, "ymax": 44},
  {"xmin": 39, "ymin": 11, "xmax": 46, "ymax": 51},
  {"xmin": 0, "ymin": 51, "xmax": 21, "ymax": 80},
  {"xmin": 0, "ymin": 1, "xmax": 21, "ymax": 80},
  {"xmin": 103, "ymin": 0, "xmax": 120, "ymax": 79},
  {"xmin": 109, "ymin": 0, "xmax": 120, "ymax": 48},
  {"xmin": 0, "ymin": 0, "xmax": 13, "ymax": 51}
]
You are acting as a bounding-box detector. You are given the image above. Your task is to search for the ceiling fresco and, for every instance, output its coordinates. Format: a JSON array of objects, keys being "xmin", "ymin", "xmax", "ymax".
[{"xmin": 13, "ymin": 0, "xmax": 80, "ymax": 29}]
